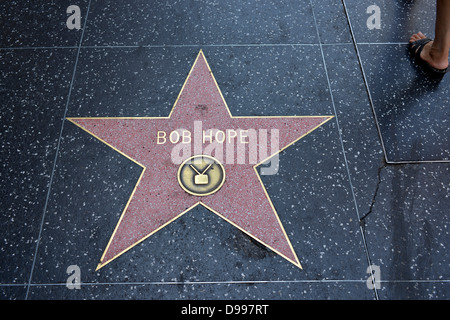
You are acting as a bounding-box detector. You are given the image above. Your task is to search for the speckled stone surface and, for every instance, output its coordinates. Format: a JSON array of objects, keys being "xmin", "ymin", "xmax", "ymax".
[
  {"xmin": 345, "ymin": 0, "xmax": 449, "ymax": 162},
  {"xmin": 69, "ymin": 46, "xmax": 334, "ymax": 118},
  {"xmin": 0, "ymin": 0, "xmax": 89, "ymax": 47},
  {"xmin": 362, "ymin": 163, "xmax": 450, "ymax": 299},
  {"xmin": 82, "ymin": 0, "xmax": 318, "ymax": 46},
  {"xmin": 1, "ymin": 0, "xmax": 449, "ymax": 301},
  {"xmin": 358, "ymin": 44, "xmax": 449, "ymax": 162},
  {"xmin": 0, "ymin": 49, "xmax": 77, "ymax": 296},
  {"xmin": 321, "ymin": 44, "xmax": 384, "ymax": 216},
  {"xmin": 344, "ymin": 0, "xmax": 436, "ymax": 43}
]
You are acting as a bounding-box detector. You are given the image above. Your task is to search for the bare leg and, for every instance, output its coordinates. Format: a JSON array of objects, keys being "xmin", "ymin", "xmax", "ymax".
[{"xmin": 409, "ymin": 0, "xmax": 450, "ymax": 70}]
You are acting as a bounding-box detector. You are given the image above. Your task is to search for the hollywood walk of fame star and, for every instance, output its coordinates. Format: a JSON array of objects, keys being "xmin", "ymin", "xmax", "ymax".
[{"xmin": 68, "ymin": 50, "xmax": 333, "ymax": 270}]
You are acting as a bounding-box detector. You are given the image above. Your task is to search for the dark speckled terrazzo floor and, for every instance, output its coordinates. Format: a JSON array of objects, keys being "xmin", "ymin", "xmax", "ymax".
[{"xmin": 0, "ymin": 0, "xmax": 448, "ymax": 301}]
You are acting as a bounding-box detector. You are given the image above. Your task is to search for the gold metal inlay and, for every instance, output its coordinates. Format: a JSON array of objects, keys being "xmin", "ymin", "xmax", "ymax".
[{"xmin": 177, "ymin": 155, "xmax": 225, "ymax": 196}]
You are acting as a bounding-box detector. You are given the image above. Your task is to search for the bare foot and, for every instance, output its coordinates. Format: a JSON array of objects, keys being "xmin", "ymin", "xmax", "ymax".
[{"xmin": 409, "ymin": 32, "xmax": 449, "ymax": 70}]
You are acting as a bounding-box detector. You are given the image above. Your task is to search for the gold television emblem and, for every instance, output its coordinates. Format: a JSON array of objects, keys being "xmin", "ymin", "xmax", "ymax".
[{"xmin": 178, "ymin": 155, "xmax": 225, "ymax": 196}]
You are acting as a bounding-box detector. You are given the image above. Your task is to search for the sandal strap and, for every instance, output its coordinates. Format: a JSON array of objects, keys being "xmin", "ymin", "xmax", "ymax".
[
  {"xmin": 427, "ymin": 65, "xmax": 448, "ymax": 74},
  {"xmin": 409, "ymin": 37, "xmax": 448, "ymax": 77},
  {"xmin": 412, "ymin": 38, "xmax": 432, "ymax": 57}
]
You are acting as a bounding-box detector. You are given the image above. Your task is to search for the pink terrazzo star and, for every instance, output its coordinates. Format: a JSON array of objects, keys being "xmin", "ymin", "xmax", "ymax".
[{"xmin": 68, "ymin": 50, "xmax": 333, "ymax": 270}]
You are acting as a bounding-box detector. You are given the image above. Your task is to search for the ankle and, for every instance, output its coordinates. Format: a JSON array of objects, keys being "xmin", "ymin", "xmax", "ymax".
[{"xmin": 429, "ymin": 45, "xmax": 449, "ymax": 64}]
